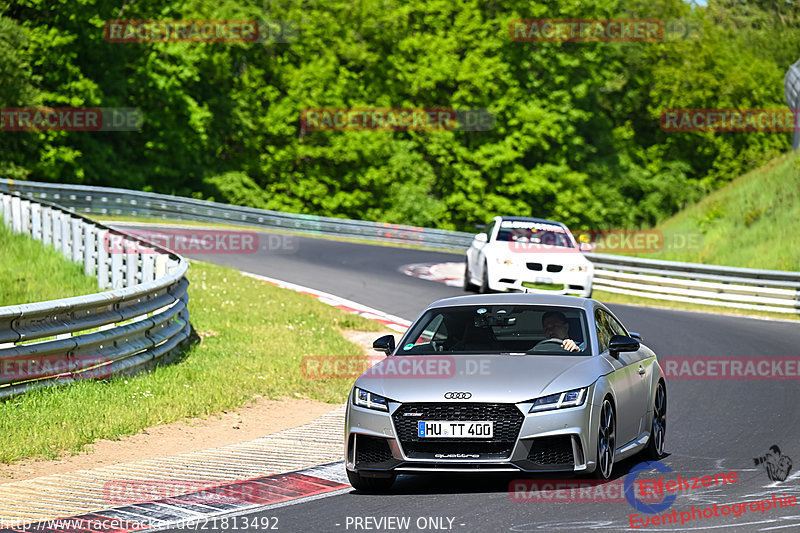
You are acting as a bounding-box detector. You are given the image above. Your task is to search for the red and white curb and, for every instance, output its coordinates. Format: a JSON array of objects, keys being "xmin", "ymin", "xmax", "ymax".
[
  {"xmin": 242, "ymin": 272, "xmax": 411, "ymax": 332},
  {"xmin": 401, "ymin": 262, "xmax": 465, "ymax": 288},
  {"xmin": 0, "ymin": 273, "xmax": 410, "ymax": 532}
]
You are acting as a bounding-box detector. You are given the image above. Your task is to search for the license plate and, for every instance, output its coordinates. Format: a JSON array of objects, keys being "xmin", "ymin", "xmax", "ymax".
[
  {"xmin": 417, "ymin": 421, "xmax": 494, "ymax": 438},
  {"xmin": 535, "ymin": 277, "xmax": 553, "ymax": 284}
]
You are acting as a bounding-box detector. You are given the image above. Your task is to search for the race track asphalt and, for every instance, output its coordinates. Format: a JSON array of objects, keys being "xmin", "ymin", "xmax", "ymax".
[{"xmin": 118, "ymin": 226, "xmax": 800, "ymax": 533}]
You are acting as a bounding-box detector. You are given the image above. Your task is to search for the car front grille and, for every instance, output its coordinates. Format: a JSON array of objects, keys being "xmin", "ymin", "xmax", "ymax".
[
  {"xmin": 355, "ymin": 435, "xmax": 394, "ymax": 466},
  {"xmin": 392, "ymin": 403, "xmax": 524, "ymax": 460},
  {"xmin": 526, "ymin": 435, "xmax": 574, "ymax": 466},
  {"xmin": 546, "ymin": 264, "xmax": 563, "ymax": 273},
  {"xmin": 526, "ymin": 263, "xmax": 543, "ymax": 271}
]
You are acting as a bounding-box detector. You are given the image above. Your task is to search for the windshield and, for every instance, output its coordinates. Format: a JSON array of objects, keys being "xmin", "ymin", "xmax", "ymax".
[
  {"xmin": 494, "ymin": 220, "xmax": 574, "ymax": 249},
  {"xmin": 400, "ymin": 305, "xmax": 591, "ymax": 356}
]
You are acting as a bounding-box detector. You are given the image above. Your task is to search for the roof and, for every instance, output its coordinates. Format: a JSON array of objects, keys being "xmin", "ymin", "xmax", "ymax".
[
  {"xmin": 425, "ymin": 293, "xmax": 596, "ymax": 311},
  {"xmin": 495, "ymin": 216, "xmax": 566, "ymax": 227}
]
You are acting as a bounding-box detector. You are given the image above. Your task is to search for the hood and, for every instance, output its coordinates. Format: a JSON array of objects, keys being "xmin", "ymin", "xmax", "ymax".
[{"xmin": 354, "ymin": 354, "xmax": 614, "ymax": 404}]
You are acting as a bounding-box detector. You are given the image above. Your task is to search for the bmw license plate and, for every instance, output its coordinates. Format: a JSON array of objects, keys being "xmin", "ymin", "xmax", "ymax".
[
  {"xmin": 535, "ymin": 277, "xmax": 553, "ymax": 284},
  {"xmin": 417, "ymin": 421, "xmax": 493, "ymax": 438}
]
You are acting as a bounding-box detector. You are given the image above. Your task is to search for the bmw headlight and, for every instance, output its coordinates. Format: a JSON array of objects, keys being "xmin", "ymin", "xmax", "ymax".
[
  {"xmin": 353, "ymin": 387, "xmax": 389, "ymax": 412},
  {"xmin": 529, "ymin": 387, "xmax": 588, "ymax": 413}
]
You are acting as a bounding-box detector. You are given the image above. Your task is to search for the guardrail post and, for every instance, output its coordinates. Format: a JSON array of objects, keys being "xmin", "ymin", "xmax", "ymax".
[
  {"xmin": 61, "ymin": 214, "xmax": 71, "ymax": 258},
  {"xmin": 125, "ymin": 240, "xmax": 138, "ymax": 287},
  {"xmin": 52, "ymin": 211, "xmax": 62, "ymax": 250},
  {"xmin": 10, "ymin": 196, "xmax": 21, "ymax": 233},
  {"xmin": 1, "ymin": 194, "xmax": 10, "ymax": 227},
  {"xmin": 20, "ymin": 199, "xmax": 31, "ymax": 235},
  {"xmin": 84, "ymin": 224, "xmax": 96, "ymax": 277},
  {"xmin": 142, "ymin": 252, "xmax": 155, "ymax": 282},
  {"xmin": 72, "ymin": 218, "xmax": 82, "ymax": 263},
  {"xmin": 110, "ymin": 242, "xmax": 124, "ymax": 289},
  {"xmin": 41, "ymin": 207, "xmax": 52, "ymax": 246},
  {"xmin": 31, "ymin": 203, "xmax": 42, "ymax": 241},
  {"xmin": 155, "ymin": 254, "xmax": 168, "ymax": 279},
  {"xmin": 97, "ymin": 229, "xmax": 109, "ymax": 289}
]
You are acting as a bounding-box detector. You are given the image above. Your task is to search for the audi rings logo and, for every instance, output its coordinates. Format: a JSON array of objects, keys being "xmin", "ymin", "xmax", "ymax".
[{"xmin": 444, "ymin": 392, "xmax": 472, "ymax": 399}]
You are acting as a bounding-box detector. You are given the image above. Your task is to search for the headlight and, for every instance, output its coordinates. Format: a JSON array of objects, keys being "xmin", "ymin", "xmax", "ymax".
[
  {"xmin": 353, "ymin": 387, "xmax": 389, "ymax": 412},
  {"xmin": 529, "ymin": 387, "xmax": 588, "ymax": 413}
]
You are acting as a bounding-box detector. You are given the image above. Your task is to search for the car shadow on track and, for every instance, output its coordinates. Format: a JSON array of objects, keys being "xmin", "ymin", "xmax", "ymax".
[{"xmin": 347, "ymin": 453, "xmax": 672, "ymax": 496}]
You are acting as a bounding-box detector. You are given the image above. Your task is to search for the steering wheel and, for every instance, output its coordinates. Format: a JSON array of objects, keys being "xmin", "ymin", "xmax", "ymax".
[{"xmin": 529, "ymin": 338, "xmax": 568, "ymax": 353}]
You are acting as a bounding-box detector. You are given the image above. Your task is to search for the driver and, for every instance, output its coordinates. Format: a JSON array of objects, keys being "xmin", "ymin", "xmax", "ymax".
[{"xmin": 535, "ymin": 311, "xmax": 584, "ymax": 352}]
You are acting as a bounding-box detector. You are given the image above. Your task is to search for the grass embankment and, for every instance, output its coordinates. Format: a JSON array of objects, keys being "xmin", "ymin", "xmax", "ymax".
[
  {"xmin": 596, "ymin": 151, "xmax": 799, "ymax": 319},
  {"xmin": 0, "ymin": 223, "xmax": 98, "ymax": 306},
  {"xmin": 625, "ymin": 151, "xmax": 800, "ymax": 269},
  {"xmin": 0, "ymin": 260, "xmax": 382, "ymax": 464}
]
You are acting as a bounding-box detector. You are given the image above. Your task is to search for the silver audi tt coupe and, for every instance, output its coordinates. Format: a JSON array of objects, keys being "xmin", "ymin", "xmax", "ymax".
[{"xmin": 344, "ymin": 293, "xmax": 667, "ymax": 491}]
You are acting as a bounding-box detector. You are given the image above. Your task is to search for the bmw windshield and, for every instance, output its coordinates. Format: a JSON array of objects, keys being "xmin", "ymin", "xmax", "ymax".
[
  {"xmin": 399, "ymin": 305, "xmax": 591, "ymax": 356},
  {"xmin": 495, "ymin": 220, "xmax": 575, "ymax": 249}
]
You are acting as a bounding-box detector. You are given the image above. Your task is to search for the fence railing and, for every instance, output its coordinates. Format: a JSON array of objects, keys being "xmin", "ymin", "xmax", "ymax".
[
  {"xmin": 586, "ymin": 253, "xmax": 800, "ymax": 314},
  {"xmin": 1, "ymin": 179, "xmax": 798, "ymax": 316},
  {"xmin": 0, "ymin": 191, "xmax": 191, "ymax": 399}
]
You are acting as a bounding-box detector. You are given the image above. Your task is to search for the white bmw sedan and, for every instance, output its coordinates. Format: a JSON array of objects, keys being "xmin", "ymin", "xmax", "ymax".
[{"xmin": 464, "ymin": 216, "xmax": 594, "ymax": 297}]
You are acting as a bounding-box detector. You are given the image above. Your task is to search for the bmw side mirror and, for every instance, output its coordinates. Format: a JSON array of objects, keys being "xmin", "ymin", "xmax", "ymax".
[
  {"xmin": 373, "ymin": 335, "xmax": 396, "ymax": 355},
  {"xmin": 609, "ymin": 335, "xmax": 640, "ymax": 357},
  {"xmin": 475, "ymin": 233, "xmax": 488, "ymax": 243},
  {"xmin": 580, "ymin": 242, "xmax": 593, "ymax": 252},
  {"xmin": 628, "ymin": 331, "xmax": 643, "ymax": 342}
]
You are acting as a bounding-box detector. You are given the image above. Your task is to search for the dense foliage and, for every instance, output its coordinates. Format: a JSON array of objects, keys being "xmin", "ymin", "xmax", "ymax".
[{"xmin": 1, "ymin": 0, "xmax": 798, "ymax": 230}]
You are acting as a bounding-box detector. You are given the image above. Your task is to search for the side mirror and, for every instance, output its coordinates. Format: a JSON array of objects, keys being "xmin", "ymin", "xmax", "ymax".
[
  {"xmin": 628, "ymin": 331, "xmax": 643, "ymax": 342},
  {"xmin": 373, "ymin": 335, "xmax": 396, "ymax": 355},
  {"xmin": 475, "ymin": 232, "xmax": 488, "ymax": 243},
  {"xmin": 609, "ymin": 335, "xmax": 640, "ymax": 357},
  {"xmin": 580, "ymin": 242, "xmax": 593, "ymax": 252}
]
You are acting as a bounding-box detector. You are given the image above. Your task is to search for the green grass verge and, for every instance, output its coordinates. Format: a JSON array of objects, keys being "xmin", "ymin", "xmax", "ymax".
[
  {"xmin": 0, "ymin": 223, "xmax": 98, "ymax": 306},
  {"xmin": 0, "ymin": 260, "xmax": 382, "ymax": 464},
  {"xmin": 625, "ymin": 151, "xmax": 800, "ymax": 270}
]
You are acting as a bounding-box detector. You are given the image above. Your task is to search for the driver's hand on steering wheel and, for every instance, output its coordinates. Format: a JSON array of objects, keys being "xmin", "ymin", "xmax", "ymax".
[{"xmin": 561, "ymin": 338, "xmax": 579, "ymax": 352}]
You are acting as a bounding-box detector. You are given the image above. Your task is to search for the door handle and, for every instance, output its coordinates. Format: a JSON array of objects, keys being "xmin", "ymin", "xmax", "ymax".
[{"xmin": 638, "ymin": 365, "xmax": 646, "ymax": 375}]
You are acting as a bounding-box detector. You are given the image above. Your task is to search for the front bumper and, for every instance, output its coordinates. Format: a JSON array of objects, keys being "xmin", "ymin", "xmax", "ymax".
[
  {"xmin": 487, "ymin": 263, "xmax": 593, "ymax": 295},
  {"xmin": 345, "ymin": 395, "xmax": 599, "ymax": 475}
]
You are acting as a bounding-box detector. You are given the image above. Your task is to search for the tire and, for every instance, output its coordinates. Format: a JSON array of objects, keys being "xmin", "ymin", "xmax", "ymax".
[
  {"xmin": 593, "ymin": 398, "xmax": 616, "ymax": 479},
  {"xmin": 479, "ymin": 261, "xmax": 490, "ymax": 294},
  {"xmin": 346, "ymin": 470, "xmax": 396, "ymax": 492},
  {"xmin": 644, "ymin": 382, "xmax": 666, "ymax": 460},
  {"xmin": 463, "ymin": 260, "xmax": 477, "ymax": 292}
]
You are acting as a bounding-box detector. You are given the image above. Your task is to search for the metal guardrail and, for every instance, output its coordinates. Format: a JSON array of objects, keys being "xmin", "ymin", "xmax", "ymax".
[
  {"xmin": 0, "ymin": 179, "xmax": 476, "ymax": 250},
  {"xmin": 1, "ymin": 179, "xmax": 797, "ymax": 316},
  {"xmin": 0, "ymin": 191, "xmax": 192, "ymax": 399},
  {"xmin": 586, "ymin": 253, "xmax": 800, "ymax": 314}
]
